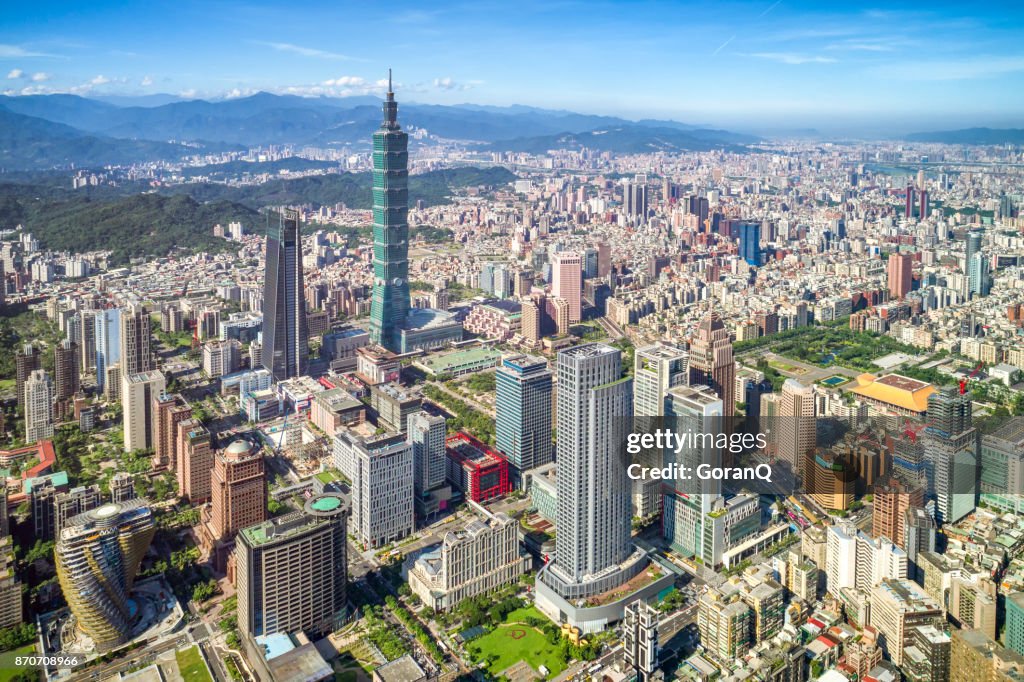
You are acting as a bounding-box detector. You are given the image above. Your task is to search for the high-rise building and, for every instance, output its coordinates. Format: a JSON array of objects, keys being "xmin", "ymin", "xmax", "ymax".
[
  {"xmin": 950, "ymin": 628, "xmax": 1024, "ymax": 682},
  {"xmin": 78, "ymin": 310, "xmax": 96, "ymax": 374},
  {"xmin": 109, "ymin": 472, "xmax": 135, "ymax": 503},
  {"xmin": 368, "ymin": 74, "xmax": 411, "ymax": 352},
  {"xmin": 210, "ymin": 439, "xmax": 267, "ymax": 543},
  {"xmin": 623, "ymin": 181, "xmax": 649, "ymax": 222},
  {"xmin": 966, "ymin": 230, "xmax": 991, "ymax": 298},
  {"xmin": 1006, "ymin": 592, "xmax": 1024, "ymax": 656},
  {"xmin": 778, "ymin": 378, "xmax": 816, "ymax": 478},
  {"xmin": 902, "ymin": 624, "xmax": 950, "ymax": 682},
  {"xmin": 24, "ymin": 369, "xmax": 54, "ymax": 443},
  {"xmin": 54, "ymin": 501, "xmax": 155, "ymax": 652},
  {"xmin": 623, "ymin": 600, "xmax": 659, "ymax": 682},
  {"xmin": 54, "ymin": 339, "xmax": 80, "ymax": 410},
  {"xmin": 698, "ymin": 586, "xmax": 752, "ymax": 661},
  {"xmin": 925, "ymin": 387, "xmax": 978, "ymax": 525},
  {"xmin": 739, "ymin": 221, "xmax": 762, "ymax": 266},
  {"xmin": 350, "ymin": 433, "xmax": 414, "ymax": 548},
  {"xmin": 236, "ymin": 493, "xmax": 349, "ymax": 640},
  {"xmin": 539, "ymin": 344, "xmax": 632, "ymax": 598},
  {"xmin": 407, "ymin": 412, "xmax": 447, "ymax": 497},
  {"xmin": 15, "ymin": 343, "xmax": 40, "ymax": 408},
  {"xmin": 825, "ymin": 524, "xmax": 907, "ymax": 593},
  {"xmin": 888, "ymin": 253, "xmax": 914, "ymax": 300},
  {"xmin": 94, "ymin": 308, "xmax": 121, "ymax": 394},
  {"xmin": 0, "ymin": 536, "xmax": 22, "ymax": 629},
  {"xmin": 119, "ymin": 304, "xmax": 152, "ymax": 377},
  {"xmin": 153, "ymin": 393, "xmax": 190, "ymax": 470},
  {"xmin": 979, "ymin": 418, "xmax": 1024, "ymax": 514},
  {"xmin": 262, "ymin": 209, "xmax": 309, "ymax": 380},
  {"xmin": 904, "ymin": 506, "xmax": 937, "ymax": 584},
  {"xmin": 870, "ymin": 579, "xmax": 942, "ymax": 666},
  {"xmin": 495, "ymin": 354, "xmax": 553, "ymax": 486},
  {"xmin": 872, "ymin": 476, "xmax": 924, "ymax": 549},
  {"xmin": 53, "ymin": 484, "xmax": 102, "ymax": 537},
  {"xmin": 688, "ymin": 311, "xmax": 736, "ymax": 415},
  {"xmin": 177, "ymin": 419, "xmax": 214, "ymax": 504},
  {"xmin": 122, "ymin": 371, "xmax": 165, "ymax": 453},
  {"xmin": 551, "ymin": 251, "xmax": 582, "ymax": 323}
]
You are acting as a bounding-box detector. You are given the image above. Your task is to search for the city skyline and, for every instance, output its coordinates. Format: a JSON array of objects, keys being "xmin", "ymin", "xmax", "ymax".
[{"xmin": 2, "ymin": 1, "xmax": 1024, "ymax": 132}]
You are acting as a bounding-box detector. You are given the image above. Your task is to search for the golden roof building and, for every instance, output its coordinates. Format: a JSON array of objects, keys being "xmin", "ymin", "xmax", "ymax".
[{"xmin": 848, "ymin": 373, "xmax": 936, "ymax": 417}]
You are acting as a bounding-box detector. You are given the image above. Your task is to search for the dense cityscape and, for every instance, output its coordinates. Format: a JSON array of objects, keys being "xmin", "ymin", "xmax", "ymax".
[{"xmin": 2, "ymin": 3, "xmax": 1024, "ymax": 682}]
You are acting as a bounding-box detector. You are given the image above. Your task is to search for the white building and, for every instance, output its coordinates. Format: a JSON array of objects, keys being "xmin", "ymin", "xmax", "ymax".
[
  {"xmin": 122, "ymin": 371, "xmax": 166, "ymax": 453},
  {"xmin": 825, "ymin": 524, "xmax": 907, "ymax": 594},
  {"xmin": 24, "ymin": 369, "xmax": 54, "ymax": 443},
  {"xmin": 349, "ymin": 432, "xmax": 414, "ymax": 548}
]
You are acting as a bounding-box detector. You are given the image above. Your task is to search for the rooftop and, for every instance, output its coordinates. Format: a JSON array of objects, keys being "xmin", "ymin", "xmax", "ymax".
[{"xmin": 848, "ymin": 373, "xmax": 936, "ymax": 413}]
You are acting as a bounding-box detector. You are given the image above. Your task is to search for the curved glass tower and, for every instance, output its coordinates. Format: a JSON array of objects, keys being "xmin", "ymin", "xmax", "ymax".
[{"xmin": 369, "ymin": 71, "xmax": 411, "ymax": 351}]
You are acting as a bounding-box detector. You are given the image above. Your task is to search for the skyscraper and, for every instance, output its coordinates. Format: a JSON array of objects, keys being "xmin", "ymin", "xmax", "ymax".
[
  {"xmin": 78, "ymin": 310, "xmax": 96, "ymax": 373},
  {"xmin": 408, "ymin": 412, "xmax": 447, "ymax": 497},
  {"xmin": 54, "ymin": 500, "xmax": 155, "ymax": 652},
  {"xmin": 94, "ymin": 308, "xmax": 121, "ymax": 394},
  {"xmin": 14, "ymin": 343, "xmax": 40, "ymax": 408},
  {"xmin": 551, "ymin": 251, "xmax": 583, "ymax": 323},
  {"xmin": 122, "ymin": 371, "xmax": 165, "ymax": 453},
  {"xmin": 925, "ymin": 387, "xmax": 978, "ymax": 525},
  {"xmin": 54, "ymin": 339, "xmax": 80, "ymax": 419},
  {"xmin": 688, "ymin": 311, "xmax": 736, "ymax": 415},
  {"xmin": 888, "ymin": 252, "xmax": 913, "ymax": 300},
  {"xmin": 543, "ymin": 344, "xmax": 631, "ymax": 589},
  {"xmin": 210, "ymin": 439, "xmax": 267, "ymax": 543},
  {"xmin": 495, "ymin": 354, "xmax": 553, "ymax": 487},
  {"xmin": 369, "ymin": 72, "xmax": 411, "ymax": 352},
  {"xmin": 24, "ymin": 369, "xmax": 53, "ymax": 443},
  {"xmin": 778, "ymin": 378, "xmax": 816, "ymax": 478},
  {"xmin": 119, "ymin": 304, "xmax": 152, "ymax": 377},
  {"xmin": 236, "ymin": 493, "xmax": 348, "ymax": 640},
  {"xmin": 738, "ymin": 221, "xmax": 762, "ymax": 267},
  {"xmin": 262, "ymin": 209, "xmax": 309, "ymax": 380},
  {"xmin": 623, "ymin": 600, "xmax": 659, "ymax": 682}
]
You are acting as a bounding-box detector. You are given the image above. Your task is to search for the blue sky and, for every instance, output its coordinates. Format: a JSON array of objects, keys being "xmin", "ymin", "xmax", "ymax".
[{"xmin": 2, "ymin": 0, "xmax": 1023, "ymax": 131}]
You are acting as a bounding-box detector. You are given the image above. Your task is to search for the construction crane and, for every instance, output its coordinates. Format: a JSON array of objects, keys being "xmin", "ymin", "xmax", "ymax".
[{"xmin": 959, "ymin": 361, "xmax": 985, "ymax": 395}]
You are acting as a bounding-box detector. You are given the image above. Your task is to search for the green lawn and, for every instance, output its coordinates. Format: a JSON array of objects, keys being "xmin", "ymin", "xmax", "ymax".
[
  {"xmin": 0, "ymin": 644, "xmax": 37, "ymax": 682},
  {"xmin": 175, "ymin": 645, "xmax": 213, "ymax": 682},
  {"xmin": 466, "ymin": 606, "xmax": 566, "ymax": 679}
]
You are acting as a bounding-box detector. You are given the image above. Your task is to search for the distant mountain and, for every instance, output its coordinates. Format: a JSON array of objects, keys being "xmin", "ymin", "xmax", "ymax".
[
  {"xmin": 488, "ymin": 125, "xmax": 758, "ymax": 154},
  {"xmin": 0, "ymin": 92, "xmax": 752, "ymax": 152},
  {"xmin": 904, "ymin": 128, "xmax": 1024, "ymax": 145},
  {"xmin": 0, "ymin": 106, "xmax": 197, "ymax": 170},
  {"xmin": 89, "ymin": 93, "xmax": 188, "ymax": 108},
  {"xmin": 178, "ymin": 157, "xmax": 340, "ymax": 179}
]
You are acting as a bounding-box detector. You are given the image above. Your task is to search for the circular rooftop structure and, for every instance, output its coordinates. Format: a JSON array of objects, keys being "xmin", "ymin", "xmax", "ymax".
[
  {"xmin": 94, "ymin": 503, "xmax": 120, "ymax": 519},
  {"xmin": 304, "ymin": 493, "xmax": 348, "ymax": 517},
  {"xmin": 223, "ymin": 437, "xmax": 259, "ymax": 460}
]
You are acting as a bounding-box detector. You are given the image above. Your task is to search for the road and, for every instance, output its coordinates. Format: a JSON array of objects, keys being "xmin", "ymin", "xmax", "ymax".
[{"xmin": 596, "ymin": 316, "xmax": 626, "ymax": 341}]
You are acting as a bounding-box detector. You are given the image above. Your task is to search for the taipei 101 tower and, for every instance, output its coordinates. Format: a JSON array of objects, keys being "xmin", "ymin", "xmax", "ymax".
[{"xmin": 369, "ymin": 70, "xmax": 411, "ymax": 351}]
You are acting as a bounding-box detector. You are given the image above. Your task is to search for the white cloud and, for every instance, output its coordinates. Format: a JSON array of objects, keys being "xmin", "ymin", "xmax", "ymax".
[
  {"xmin": 6, "ymin": 69, "xmax": 22, "ymax": 79},
  {"xmin": 31, "ymin": 72, "xmax": 50, "ymax": 82},
  {"xmin": 747, "ymin": 52, "xmax": 837, "ymax": 65},
  {"xmin": 141, "ymin": 75, "xmax": 153, "ymax": 86},
  {"xmin": 179, "ymin": 89, "xmax": 198, "ymax": 98},
  {"xmin": 323, "ymin": 76, "xmax": 365, "ymax": 87},
  {"xmin": 0, "ymin": 44, "xmax": 58, "ymax": 58},
  {"xmin": 260, "ymin": 42, "xmax": 361, "ymax": 61},
  {"xmin": 871, "ymin": 55, "xmax": 1024, "ymax": 81},
  {"xmin": 224, "ymin": 88, "xmax": 256, "ymax": 99},
  {"xmin": 433, "ymin": 76, "xmax": 473, "ymax": 91},
  {"xmin": 90, "ymin": 74, "xmax": 110, "ymax": 85}
]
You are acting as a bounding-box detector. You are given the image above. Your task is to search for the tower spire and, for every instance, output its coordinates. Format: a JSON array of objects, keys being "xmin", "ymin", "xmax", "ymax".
[{"xmin": 388, "ymin": 68, "xmax": 392, "ymax": 95}]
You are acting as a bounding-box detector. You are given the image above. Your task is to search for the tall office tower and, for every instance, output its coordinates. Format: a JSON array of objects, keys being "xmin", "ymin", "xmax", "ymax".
[
  {"xmin": 583, "ymin": 247, "xmax": 599, "ymax": 279},
  {"xmin": 688, "ymin": 312, "xmax": 736, "ymax": 415},
  {"xmin": 777, "ymin": 379, "xmax": 816, "ymax": 478},
  {"xmin": 888, "ymin": 253, "xmax": 914, "ymax": 300},
  {"xmin": 210, "ymin": 439, "xmax": 267, "ymax": 542},
  {"xmin": 545, "ymin": 344, "xmax": 631, "ymax": 590},
  {"xmin": 262, "ymin": 208, "xmax": 309, "ymax": 379},
  {"xmin": 236, "ymin": 494, "xmax": 348, "ymax": 640},
  {"xmin": 53, "ymin": 339, "xmax": 80, "ymax": 418},
  {"xmin": 905, "ymin": 185, "xmax": 916, "ymax": 218},
  {"xmin": 1007, "ymin": 593, "xmax": 1024, "ymax": 656},
  {"xmin": 14, "ymin": 343, "xmax": 40, "ymax": 408},
  {"xmin": 979, "ymin": 418, "xmax": 1024, "ymax": 514},
  {"xmin": 54, "ymin": 501, "xmax": 155, "ymax": 652},
  {"xmin": 551, "ymin": 251, "xmax": 583, "ymax": 323},
  {"xmin": 24, "ymin": 369, "xmax": 54, "ymax": 443},
  {"xmin": 520, "ymin": 297, "xmax": 542, "ymax": 343},
  {"xmin": 119, "ymin": 304, "xmax": 152, "ymax": 377},
  {"xmin": 738, "ymin": 221, "xmax": 762, "ymax": 266},
  {"xmin": 351, "ymin": 434, "xmax": 414, "ymax": 548},
  {"xmin": 78, "ymin": 310, "xmax": 96, "ymax": 373},
  {"xmin": 53, "ymin": 484, "xmax": 102, "ymax": 537},
  {"xmin": 624, "ymin": 181, "xmax": 649, "ymax": 221},
  {"xmin": 919, "ymin": 189, "xmax": 930, "ymax": 219},
  {"xmin": 904, "ymin": 507, "xmax": 936, "ymax": 584},
  {"xmin": 0, "ymin": 536, "xmax": 22, "ymax": 629},
  {"xmin": 925, "ymin": 387, "xmax": 978, "ymax": 525},
  {"xmin": 408, "ymin": 412, "xmax": 447, "ymax": 496},
  {"xmin": 632, "ymin": 344, "xmax": 688, "ymax": 517},
  {"xmin": 623, "ymin": 600, "xmax": 659, "ymax": 682},
  {"xmin": 153, "ymin": 393, "xmax": 190, "ymax": 470},
  {"xmin": 122, "ymin": 371, "xmax": 165, "ymax": 453},
  {"xmin": 495, "ymin": 354, "xmax": 553, "ymax": 487},
  {"xmin": 968, "ymin": 252, "xmax": 992, "ymax": 298},
  {"xmin": 597, "ymin": 240, "xmax": 611, "ymax": 277},
  {"xmin": 872, "ymin": 477, "xmax": 924, "ymax": 548},
  {"xmin": 368, "ymin": 74, "xmax": 411, "ymax": 352},
  {"xmin": 109, "ymin": 472, "xmax": 135, "ymax": 503},
  {"xmin": 177, "ymin": 419, "xmax": 214, "ymax": 504},
  {"xmin": 94, "ymin": 308, "xmax": 121, "ymax": 393}
]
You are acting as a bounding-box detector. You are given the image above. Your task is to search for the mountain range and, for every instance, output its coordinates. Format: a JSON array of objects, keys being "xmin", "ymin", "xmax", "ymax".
[
  {"xmin": 0, "ymin": 92, "xmax": 756, "ymax": 170},
  {"xmin": 903, "ymin": 127, "xmax": 1024, "ymax": 145}
]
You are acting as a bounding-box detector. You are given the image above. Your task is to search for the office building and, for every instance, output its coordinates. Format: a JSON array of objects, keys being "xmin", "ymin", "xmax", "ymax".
[
  {"xmin": 888, "ymin": 253, "xmax": 914, "ymax": 300},
  {"xmin": 15, "ymin": 343, "xmax": 40, "ymax": 408},
  {"xmin": 825, "ymin": 524, "xmax": 907, "ymax": 593},
  {"xmin": 368, "ymin": 75, "xmax": 412, "ymax": 352},
  {"xmin": 119, "ymin": 305, "xmax": 152, "ymax": 377},
  {"xmin": 872, "ymin": 476, "xmax": 924, "ymax": 549},
  {"xmin": 623, "ymin": 600, "xmax": 659, "ymax": 682},
  {"xmin": 153, "ymin": 393, "xmax": 191, "ymax": 470},
  {"xmin": 263, "ymin": 208, "xmax": 309, "ymax": 380},
  {"xmin": 925, "ymin": 387, "xmax": 978, "ymax": 525},
  {"xmin": 446, "ymin": 433, "xmax": 511, "ymax": 502},
  {"xmin": 24, "ymin": 369, "xmax": 54, "ymax": 443},
  {"xmin": 203, "ymin": 339, "xmax": 241, "ymax": 378},
  {"xmin": 1006, "ymin": 592, "xmax": 1024, "ymax": 656},
  {"xmin": 951, "ymin": 628, "xmax": 1024, "ymax": 682},
  {"xmin": 407, "ymin": 411, "xmax": 446, "ymax": 498},
  {"xmin": 870, "ymin": 579, "xmax": 942, "ymax": 666},
  {"xmin": 350, "ymin": 432, "xmax": 414, "ymax": 548},
  {"xmin": 95, "ymin": 309, "xmax": 121, "ymax": 394},
  {"xmin": 551, "ymin": 251, "xmax": 582, "ymax": 323},
  {"xmin": 902, "ymin": 624, "xmax": 950, "ymax": 682},
  {"xmin": 78, "ymin": 310, "xmax": 96, "ymax": 373},
  {"xmin": 53, "ymin": 339, "xmax": 80, "ymax": 416},
  {"xmin": 408, "ymin": 502, "xmax": 528, "ymax": 611},
  {"xmin": 122, "ymin": 371, "xmax": 165, "ymax": 453},
  {"xmin": 904, "ymin": 507, "xmax": 937, "ymax": 584},
  {"xmin": 778, "ymin": 378, "xmax": 816, "ymax": 477},
  {"xmin": 54, "ymin": 501, "xmax": 155, "ymax": 652},
  {"xmin": 688, "ymin": 311, "xmax": 736, "ymax": 414},
  {"xmin": 979, "ymin": 417, "xmax": 1024, "ymax": 514},
  {"xmin": 210, "ymin": 438, "xmax": 267, "ymax": 542},
  {"xmin": 236, "ymin": 493, "xmax": 349, "ymax": 639},
  {"xmin": 739, "ymin": 221, "xmax": 762, "ymax": 267},
  {"xmin": 966, "ymin": 230, "xmax": 991, "ymax": 298},
  {"xmin": 495, "ymin": 354, "xmax": 553, "ymax": 486},
  {"xmin": 177, "ymin": 419, "xmax": 214, "ymax": 504}
]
